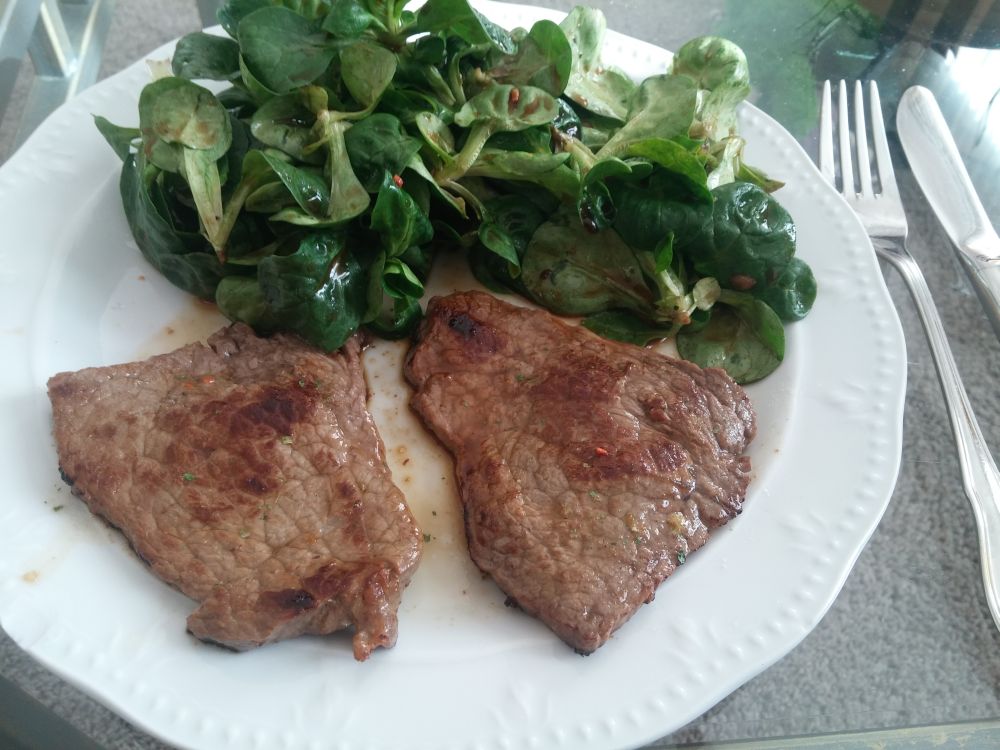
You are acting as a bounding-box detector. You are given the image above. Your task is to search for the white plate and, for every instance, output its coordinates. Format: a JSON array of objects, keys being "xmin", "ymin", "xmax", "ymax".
[{"xmin": 0, "ymin": 3, "xmax": 906, "ymax": 749}]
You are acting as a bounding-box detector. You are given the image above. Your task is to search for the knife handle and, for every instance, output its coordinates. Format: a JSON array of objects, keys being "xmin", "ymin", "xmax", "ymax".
[
  {"xmin": 897, "ymin": 87, "xmax": 1000, "ymax": 341},
  {"xmin": 897, "ymin": 86, "xmax": 998, "ymax": 259},
  {"xmin": 959, "ymin": 257, "xmax": 1000, "ymax": 343}
]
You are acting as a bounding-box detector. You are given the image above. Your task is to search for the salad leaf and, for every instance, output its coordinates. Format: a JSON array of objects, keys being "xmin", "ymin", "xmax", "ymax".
[
  {"xmin": 582, "ymin": 311, "xmax": 674, "ymax": 346},
  {"xmin": 597, "ymin": 75, "xmax": 698, "ymax": 158},
  {"xmin": 238, "ymin": 7, "xmax": 337, "ymax": 94},
  {"xmin": 172, "ymin": 33, "xmax": 241, "ymax": 81},
  {"xmin": 755, "ymin": 256, "xmax": 817, "ymax": 322},
  {"xmin": 477, "ymin": 193, "xmax": 548, "ymax": 271},
  {"xmin": 322, "ymin": 0, "xmax": 383, "ymax": 38},
  {"xmin": 371, "ymin": 172, "xmax": 433, "ymax": 257},
  {"xmin": 249, "ymin": 94, "xmax": 323, "ymax": 163},
  {"xmin": 340, "ymin": 39, "xmax": 397, "ymax": 109},
  {"xmin": 521, "ymin": 208, "xmax": 650, "ymax": 315},
  {"xmin": 256, "ymin": 230, "xmax": 368, "ymax": 350},
  {"xmin": 689, "ymin": 181, "xmax": 796, "ymax": 288},
  {"xmin": 94, "ymin": 116, "xmax": 139, "ymax": 161},
  {"xmin": 486, "ymin": 20, "xmax": 572, "ymax": 97},
  {"xmin": 676, "ymin": 291, "xmax": 785, "ymax": 383},
  {"xmin": 344, "ymin": 113, "xmax": 422, "ymax": 190},
  {"xmin": 120, "ymin": 154, "xmax": 225, "ymax": 299},
  {"xmin": 97, "ymin": 3, "xmax": 814, "ymax": 380},
  {"xmin": 416, "ymin": 0, "xmax": 515, "ymax": 53},
  {"xmin": 559, "ymin": 6, "xmax": 635, "ymax": 121}
]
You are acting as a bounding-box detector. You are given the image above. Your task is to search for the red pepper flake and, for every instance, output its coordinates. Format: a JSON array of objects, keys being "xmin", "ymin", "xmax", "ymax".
[
  {"xmin": 200, "ymin": 374, "xmax": 216, "ymax": 385},
  {"xmin": 508, "ymin": 87, "xmax": 520, "ymax": 110},
  {"xmin": 594, "ymin": 446, "xmax": 609, "ymax": 457},
  {"xmin": 392, "ymin": 174, "xmax": 404, "ymax": 188}
]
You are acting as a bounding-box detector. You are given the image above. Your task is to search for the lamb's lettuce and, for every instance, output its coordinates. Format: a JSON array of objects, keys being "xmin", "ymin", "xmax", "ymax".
[{"xmin": 95, "ymin": 1, "xmax": 815, "ymax": 379}]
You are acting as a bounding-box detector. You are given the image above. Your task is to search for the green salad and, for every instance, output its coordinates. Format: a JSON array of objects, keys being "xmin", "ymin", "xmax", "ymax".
[{"xmin": 96, "ymin": 0, "xmax": 816, "ymax": 384}]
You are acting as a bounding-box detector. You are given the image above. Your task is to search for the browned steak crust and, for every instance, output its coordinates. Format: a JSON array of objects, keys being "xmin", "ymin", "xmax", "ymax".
[
  {"xmin": 48, "ymin": 324, "xmax": 421, "ymax": 660},
  {"xmin": 405, "ymin": 291, "xmax": 755, "ymax": 653}
]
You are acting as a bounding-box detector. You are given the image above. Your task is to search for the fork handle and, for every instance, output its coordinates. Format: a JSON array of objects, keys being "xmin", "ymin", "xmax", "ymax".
[{"xmin": 877, "ymin": 239, "xmax": 1000, "ymax": 630}]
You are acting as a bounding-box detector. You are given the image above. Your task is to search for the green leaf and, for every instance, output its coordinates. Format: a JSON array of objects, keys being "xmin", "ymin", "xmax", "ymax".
[
  {"xmin": 364, "ymin": 252, "xmax": 422, "ymax": 336},
  {"xmin": 238, "ymin": 7, "xmax": 336, "ymax": 94},
  {"xmin": 624, "ymin": 138, "xmax": 711, "ymax": 204},
  {"xmin": 691, "ymin": 181, "xmax": 796, "ymax": 287},
  {"xmin": 343, "ymin": 113, "xmax": 422, "ymax": 191},
  {"xmin": 322, "ymin": 0, "xmax": 382, "ymax": 38},
  {"xmin": 415, "ymin": 111, "xmax": 455, "ymax": 160},
  {"xmin": 487, "ymin": 20, "xmax": 572, "ymax": 96},
  {"xmin": 669, "ymin": 36, "xmax": 752, "ymax": 186},
  {"xmin": 676, "ymin": 292, "xmax": 784, "ymax": 384},
  {"xmin": 610, "ymin": 181, "xmax": 713, "ymax": 253},
  {"xmin": 238, "ymin": 54, "xmax": 279, "ymax": 102},
  {"xmin": 394, "ymin": 57, "xmax": 456, "ymax": 107},
  {"xmin": 755, "ymin": 256, "xmax": 816, "ymax": 321},
  {"xmin": 138, "ymin": 77, "xmax": 232, "ymax": 162},
  {"xmin": 410, "ymin": 34, "xmax": 447, "ymax": 65},
  {"xmin": 216, "ymin": 276, "xmax": 281, "ymax": 329},
  {"xmin": 560, "ymin": 6, "xmax": 635, "ymax": 121},
  {"xmin": 371, "ymin": 172, "xmax": 433, "ymax": 257},
  {"xmin": 582, "ymin": 310, "xmax": 673, "ymax": 346},
  {"xmin": 454, "ymin": 84, "xmax": 559, "ymax": 130},
  {"xmin": 416, "ymin": 0, "xmax": 515, "ymax": 53},
  {"xmin": 245, "ymin": 180, "xmax": 295, "ymax": 213},
  {"xmin": 261, "ymin": 152, "xmax": 330, "ymax": 217},
  {"xmin": 323, "ymin": 119, "xmax": 371, "ymax": 222},
  {"xmin": 377, "ymin": 87, "xmax": 450, "ymax": 124},
  {"xmin": 477, "ymin": 194, "xmax": 547, "ymax": 270},
  {"xmin": 737, "ymin": 161, "xmax": 785, "ymax": 193},
  {"xmin": 671, "ymin": 36, "xmax": 751, "ymax": 97},
  {"xmin": 521, "ymin": 208, "xmax": 651, "ymax": 316},
  {"xmin": 382, "ymin": 258, "xmax": 424, "ymax": 298},
  {"xmin": 218, "ymin": 0, "xmax": 272, "ymax": 38},
  {"xmin": 183, "ymin": 148, "xmax": 226, "ymax": 255},
  {"xmin": 653, "ymin": 233, "xmax": 674, "ymax": 274},
  {"xmin": 469, "ymin": 148, "xmax": 569, "ymax": 178},
  {"xmin": 215, "ymin": 85, "xmax": 259, "ymax": 116},
  {"xmin": 257, "ymin": 230, "xmax": 368, "ymax": 350},
  {"xmin": 119, "ymin": 154, "xmax": 225, "ymax": 300},
  {"xmin": 94, "ymin": 115, "xmax": 140, "ymax": 162},
  {"xmin": 597, "ymin": 75, "xmax": 699, "ymax": 158},
  {"xmin": 404, "ymin": 154, "xmax": 467, "ymax": 217},
  {"xmin": 249, "ymin": 94, "xmax": 323, "ymax": 163},
  {"xmin": 340, "ymin": 39, "xmax": 397, "ymax": 108},
  {"xmin": 172, "ymin": 32, "xmax": 241, "ymax": 81}
]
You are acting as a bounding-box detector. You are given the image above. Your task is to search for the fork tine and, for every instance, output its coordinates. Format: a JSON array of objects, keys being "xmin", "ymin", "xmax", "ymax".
[
  {"xmin": 819, "ymin": 80, "xmax": 835, "ymax": 186},
  {"xmin": 868, "ymin": 81, "xmax": 900, "ymax": 203},
  {"xmin": 838, "ymin": 80, "xmax": 855, "ymax": 196},
  {"xmin": 853, "ymin": 81, "xmax": 874, "ymax": 198}
]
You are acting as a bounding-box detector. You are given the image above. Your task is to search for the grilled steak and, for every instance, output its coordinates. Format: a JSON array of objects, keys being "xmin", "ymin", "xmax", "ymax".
[
  {"xmin": 405, "ymin": 291, "xmax": 755, "ymax": 653},
  {"xmin": 48, "ymin": 324, "xmax": 421, "ymax": 660}
]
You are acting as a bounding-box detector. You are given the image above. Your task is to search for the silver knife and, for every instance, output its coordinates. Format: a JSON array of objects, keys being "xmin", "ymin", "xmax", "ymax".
[{"xmin": 897, "ymin": 85, "xmax": 1000, "ymax": 341}]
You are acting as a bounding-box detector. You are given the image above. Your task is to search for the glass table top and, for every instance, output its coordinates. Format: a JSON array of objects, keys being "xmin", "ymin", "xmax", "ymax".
[{"xmin": 1, "ymin": 1, "xmax": 999, "ymax": 748}]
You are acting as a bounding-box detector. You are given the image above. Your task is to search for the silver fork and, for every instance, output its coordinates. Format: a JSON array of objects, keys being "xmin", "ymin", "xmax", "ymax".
[{"xmin": 820, "ymin": 80, "xmax": 1000, "ymax": 633}]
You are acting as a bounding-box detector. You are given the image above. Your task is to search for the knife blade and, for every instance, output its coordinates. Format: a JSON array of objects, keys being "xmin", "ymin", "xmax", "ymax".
[{"xmin": 896, "ymin": 85, "xmax": 1000, "ymax": 341}]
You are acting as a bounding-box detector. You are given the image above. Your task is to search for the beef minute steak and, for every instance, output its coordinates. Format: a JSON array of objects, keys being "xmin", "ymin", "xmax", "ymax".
[
  {"xmin": 47, "ymin": 324, "xmax": 421, "ymax": 660},
  {"xmin": 405, "ymin": 291, "xmax": 756, "ymax": 654}
]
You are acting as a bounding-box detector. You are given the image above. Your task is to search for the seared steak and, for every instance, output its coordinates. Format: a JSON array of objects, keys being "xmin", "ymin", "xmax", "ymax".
[
  {"xmin": 48, "ymin": 324, "xmax": 421, "ymax": 660},
  {"xmin": 405, "ymin": 291, "xmax": 755, "ymax": 653}
]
